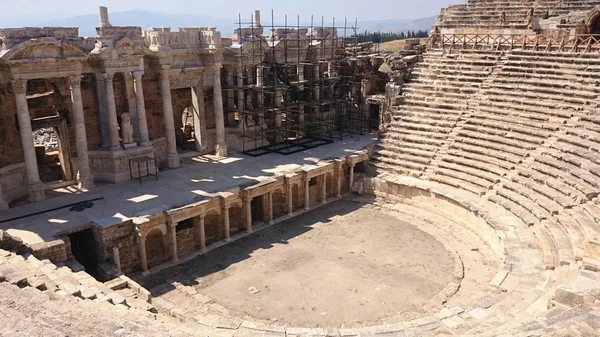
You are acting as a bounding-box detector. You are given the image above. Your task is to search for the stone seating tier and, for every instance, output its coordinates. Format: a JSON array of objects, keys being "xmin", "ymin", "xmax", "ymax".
[{"xmin": 374, "ymin": 48, "xmax": 600, "ymax": 317}]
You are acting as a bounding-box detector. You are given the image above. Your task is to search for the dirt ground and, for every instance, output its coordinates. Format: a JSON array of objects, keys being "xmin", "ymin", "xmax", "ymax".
[{"xmin": 144, "ymin": 201, "xmax": 456, "ymax": 326}]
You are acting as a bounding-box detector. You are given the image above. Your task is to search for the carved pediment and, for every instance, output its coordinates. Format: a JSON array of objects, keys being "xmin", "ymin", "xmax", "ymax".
[
  {"xmin": 1, "ymin": 38, "xmax": 87, "ymax": 61},
  {"xmin": 114, "ymin": 36, "xmax": 145, "ymax": 57}
]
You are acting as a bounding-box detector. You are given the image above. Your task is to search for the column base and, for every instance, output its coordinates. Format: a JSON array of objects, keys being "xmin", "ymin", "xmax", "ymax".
[
  {"xmin": 225, "ymin": 237, "xmax": 232, "ymax": 242},
  {"xmin": 215, "ymin": 144, "xmax": 228, "ymax": 157},
  {"xmin": 167, "ymin": 152, "xmax": 181, "ymax": 169},
  {"xmin": 27, "ymin": 182, "xmax": 46, "ymax": 203},
  {"xmin": 139, "ymin": 141, "xmax": 153, "ymax": 148},
  {"xmin": 268, "ymin": 221, "xmax": 275, "ymax": 226},
  {"xmin": 304, "ymin": 206, "xmax": 310, "ymax": 211},
  {"xmin": 78, "ymin": 178, "xmax": 95, "ymax": 191}
]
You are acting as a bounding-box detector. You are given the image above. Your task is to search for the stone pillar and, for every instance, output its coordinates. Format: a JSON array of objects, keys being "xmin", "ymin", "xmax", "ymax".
[
  {"xmin": 322, "ymin": 174, "xmax": 327, "ymax": 204},
  {"xmin": 104, "ymin": 73, "xmax": 121, "ymax": 150},
  {"xmin": 225, "ymin": 66, "xmax": 235, "ymax": 126},
  {"xmin": 192, "ymin": 81, "xmax": 208, "ymax": 153},
  {"xmin": 268, "ymin": 192, "xmax": 274, "ymax": 225},
  {"xmin": 94, "ymin": 74, "xmax": 110, "ymax": 148},
  {"xmin": 313, "ymin": 64, "xmax": 320, "ymax": 101},
  {"xmin": 256, "ymin": 66, "xmax": 263, "ymax": 108},
  {"xmin": 223, "ymin": 206, "xmax": 231, "ymax": 241},
  {"xmin": 336, "ymin": 164, "xmax": 343, "ymax": 198},
  {"xmin": 124, "ymin": 72, "xmax": 139, "ymax": 142},
  {"xmin": 297, "ymin": 64, "xmax": 305, "ymax": 90},
  {"xmin": 304, "ymin": 176, "xmax": 310, "ymax": 210},
  {"xmin": 213, "ymin": 59, "xmax": 228, "ymax": 157},
  {"xmin": 112, "ymin": 247, "xmax": 121, "ymax": 273},
  {"xmin": 13, "ymin": 80, "xmax": 46, "ymax": 202},
  {"xmin": 169, "ymin": 222, "xmax": 179, "ymax": 263},
  {"xmin": 349, "ymin": 164, "xmax": 356, "ymax": 191},
  {"xmin": 245, "ymin": 196, "xmax": 253, "ymax": 233},
  {"xmin": 159, "ymin": 69, "xmax": 181, "ymax": 168},
  {"xmin": 197, "ymin": 214, "xmax": 206, "ymax": 251},
  {"xmin": 99, "ymin": 6, "xmax": 111, "ymax": 27},
  {"xmin": 274, "ymin": 89, "xmax": 282, "ymax": 127},
  {"xmin": 170, "ymin": 222, "xmax": 179, "ymax": 263},
  {"xmin": 236, "ymin": 57, "xmax": 245, "ymax": 112},
  {"xmin": 138, "ymin": 233, "xmax": 148, "ymax": 273},
  {"xmin": 287, "ymin": 182, "xmax": 294, "ymax": 216},
  {"xmin": 69, "ymin": 75, "xmax": 94, "ymax": 189},
  {"xmin": 132, "ymin": 71, "xmax": 151, "ymax": 147}
]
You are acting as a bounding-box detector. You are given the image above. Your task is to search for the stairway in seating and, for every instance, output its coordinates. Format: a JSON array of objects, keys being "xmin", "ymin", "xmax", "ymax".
[{"xmin": 371, "ymin": 49, "xmax": 498, "ymax": 178}]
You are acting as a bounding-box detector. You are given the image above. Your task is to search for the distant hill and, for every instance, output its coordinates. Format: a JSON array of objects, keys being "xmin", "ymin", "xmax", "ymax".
[
  {"xmin": 360, "ymin": 16, "xmax": 436, "ymax": 34},
  {"xmin": 1, "ymin": 10, "xmax": 437, "ymax": 38}
]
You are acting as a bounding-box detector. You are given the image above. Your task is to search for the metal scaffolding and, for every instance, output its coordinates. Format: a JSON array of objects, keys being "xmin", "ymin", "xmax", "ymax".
[{"xmin": 230, "ymin": 10, "xmax": 375, "ymax": 157}]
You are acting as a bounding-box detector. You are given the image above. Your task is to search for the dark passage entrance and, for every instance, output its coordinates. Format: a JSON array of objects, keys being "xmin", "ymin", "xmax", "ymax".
[
  {"xmin": 251, "ymin": 197, "xmax": 264, "ymax": 223},
  {"xmin": 68, "ymin": 229, "xmax": 98, "ymax": 277}
]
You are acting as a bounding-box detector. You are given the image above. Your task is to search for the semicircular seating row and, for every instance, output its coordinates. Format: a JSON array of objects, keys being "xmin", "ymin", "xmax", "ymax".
[
  {"xmin": 372, "ymin": 47, "xmax": 600, "ymax": 334},
  {"xmin": 438, "ymin": 0, "xmax": 600, "ymax": 29}
]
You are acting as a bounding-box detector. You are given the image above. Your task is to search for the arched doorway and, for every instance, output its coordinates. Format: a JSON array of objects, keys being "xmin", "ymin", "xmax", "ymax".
[
  {"xmin": 229, "ymin": 206, "xmax": 244, "ymax": 235},
  {"xmin": 145, "ymin": 229, "xmax": 166, "ymax": 268}
]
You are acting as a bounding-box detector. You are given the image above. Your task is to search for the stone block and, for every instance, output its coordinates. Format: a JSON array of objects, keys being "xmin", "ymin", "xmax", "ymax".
[{"xmin": 555, "ymin": 287, "xmax": 584, "ymax": 306}]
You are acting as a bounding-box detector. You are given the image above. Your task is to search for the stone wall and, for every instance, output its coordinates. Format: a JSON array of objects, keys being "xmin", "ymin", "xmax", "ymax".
[
  {"xmin": 142, "ymin": 69, "xmax": 167, "ymax": 141},
  {"xmin": 100, "ymin": 221, "xmax": 141, "ymax": 274},
  {"xmin": 0, "ymin": 82, "xmax": 24, "ymax": 167}
]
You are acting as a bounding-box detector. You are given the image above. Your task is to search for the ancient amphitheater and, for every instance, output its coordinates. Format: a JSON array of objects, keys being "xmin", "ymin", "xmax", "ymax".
[{"xmin": 1, "ymin": 1, "xmax": 600, "ymax": 336}]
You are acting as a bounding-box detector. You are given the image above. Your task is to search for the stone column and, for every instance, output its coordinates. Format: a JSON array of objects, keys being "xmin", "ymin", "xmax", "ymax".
[
  {"xmin": 336, "ymin": 163, "xmax": 343, "ymax": 198},
  {"xmin": 132, "ymin": 71, "xmax": 150, "ymax": 147},
  {"xmin": 223, "ymin": 207, "xmax": 231, "ymax": 241},
  {"xmin": 112, "ymin": 247, "xmax": 121, "ymax": 273},
  {"xmin": 245, "ymin": 196, "xmax": 253, "ymax": 233},
  {"xmin": 69, "ymin": 75, "xmax": 94, "ymax": 189},
  {"xmin": 159, "ymin": 69, "xmax": 181, "ymax": 168},
  {"xmin": 349, "ymin": 164, "xmax": 356, "ymax": 191},
  {"xmin": 197, "ymin": 214, "xmax": 206, "ymax": 251},
  {"xmin": 170, "ymin": 222, "xmax": 179, "ymax": 263},
  {"xmin": 256, "ymin": 66, "xmax": 263, "ymax": 108},
  {"xmin": 297, "ymin": 64, "xmax": 305, "ymax": 90},
  {"xmin": 138, "ymin": 233, "xmax": 148, "ymax": 273},
  {"xmin": 94, "ymin": 74, "xmax": 110, "ymax": 148},
  {"xmin": 104, "ymin": 73, "xmax": 121, "ymax": 150},
  {"xmin": 321, "ymin": 174, "xmax": 327, "ymax": 204},
  {"xmin": 213, "ymin": 59, "xmax": 228, "ymax": 157},
  {"xmin": 274, "ymin": 89, "xmax": 282, "ymax": 127},
  {"xmin": 225, "ymin": 66, "xmax": 235, "ymax": 126},
  {"xmin": 304, "ymin": 176, "xmax": 310, "ymax": 210},
  {"xmin": 124, "ymin": 72, "xmax": 139, "ymax": 142},
  {"xmin": 287, "ymin": 182, "xmax": 294, "ymax": 216},
  {"xmin": 192, "ymin": 81, "xmax": 208, "ymax": 153},
  {"xmin": 313, "ymin": 64, "xmax": 320, "ymax": 101},
  {"xmin": 236, "ymin": 57, "xmax": 245, "ymax": 112},
  {"xmin": 268, "ymin": 191, "xmax": 274, "ymax": 225},
  {"xmin": 13, "ymin": 80, "xmax": 46, "ymax": 202}
]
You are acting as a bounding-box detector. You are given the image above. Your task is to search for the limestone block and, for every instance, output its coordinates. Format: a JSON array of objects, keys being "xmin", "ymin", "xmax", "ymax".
[{"xmin": 555, "ymin": 287, "xmax": 585, "ymax": 306}]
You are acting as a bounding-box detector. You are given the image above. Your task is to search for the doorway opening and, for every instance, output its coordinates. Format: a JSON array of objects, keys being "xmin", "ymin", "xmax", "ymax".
[
  {"xmin": 67, "ymin": 229, "xmax": 99, "ymax": 278},
  {"xmin": 251, "ymin": 196, "xmax": 264, "ymax": 223}
]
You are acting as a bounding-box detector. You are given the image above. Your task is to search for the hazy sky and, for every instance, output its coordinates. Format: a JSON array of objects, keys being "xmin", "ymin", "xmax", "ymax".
[{"xmin": 5, "ymin": 0, "xmax": 461, "ymax": 21}]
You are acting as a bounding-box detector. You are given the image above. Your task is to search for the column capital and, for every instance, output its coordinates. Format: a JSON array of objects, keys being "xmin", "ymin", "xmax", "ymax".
[
  {"xmin": 68, "ymin": 75, "xmax": 82, "ymax": 89},
  {"xmin": 103, "ymin": 72, "xmax": 115, "ymax": 82},
  {"xmin": 168, "ymin": 221, "xmax": 178, "ymax": 230},
  {"xmin": 132, "ymin": 70, "xmax": 145, "ymax": 80},
  {"xmin": 11, "ymin": 79, "xmax": 27, "ymax": 94}
]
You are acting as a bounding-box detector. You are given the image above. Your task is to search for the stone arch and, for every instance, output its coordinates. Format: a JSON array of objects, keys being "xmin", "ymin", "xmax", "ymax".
[
  {"xmin": 144, "ymin": 228, "xmax": 167, "ymax": 268},
  {"xmin": 204, "ymin": 210, "xmax": 222, "ymax": 246},
  {"xmin": 586, "ymin": 6, "xmax": 600, "ymax": 34}
]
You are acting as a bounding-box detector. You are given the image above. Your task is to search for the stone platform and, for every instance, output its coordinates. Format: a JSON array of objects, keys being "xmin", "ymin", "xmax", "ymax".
[{"xmin": 0, "ymin": 135, "xmax": 377, "ymax": 247}]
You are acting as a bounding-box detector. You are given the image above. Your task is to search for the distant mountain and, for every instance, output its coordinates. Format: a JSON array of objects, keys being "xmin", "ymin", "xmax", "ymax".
[
  {"xmin": 1, "ymin": 10, "xmax": 436, "ymax": 38},
  {"xmin": 360, "ymin": 16, "xmax": 437, "ymax": 34}
]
